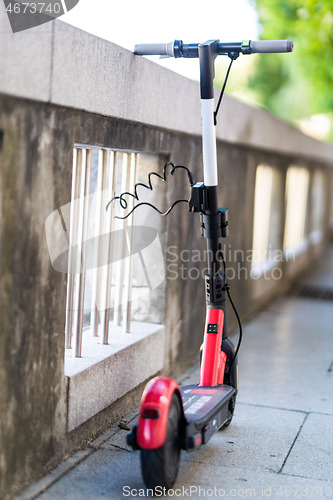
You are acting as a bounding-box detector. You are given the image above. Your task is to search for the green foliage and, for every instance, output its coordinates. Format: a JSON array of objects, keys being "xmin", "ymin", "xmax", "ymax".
[
  {"xmin": 250, "ymin": 0, "xmax": 333, "ymax": 125},
  {"xmin": 214, "ymin": 1, "xmax": 333, "ymax": 139}
]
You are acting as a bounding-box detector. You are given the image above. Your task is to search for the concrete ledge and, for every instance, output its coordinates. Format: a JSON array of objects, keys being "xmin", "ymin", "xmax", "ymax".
[
  {"xmin": 0, "ymin": 3, "xmax": 53, "ymax": 101},
  {"xmin": 65, "ymin": 322, "xmax": 164, "ymax": 432},
  {"xmin": 1, "ymin": 2, "xmax": 333, "ymax": 163}
]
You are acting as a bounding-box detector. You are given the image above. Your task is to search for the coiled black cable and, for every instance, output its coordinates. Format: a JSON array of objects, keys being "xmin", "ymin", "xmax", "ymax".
[{"xmin": 106, "ymin": 162, "xmax": 194, "ymax": 219}]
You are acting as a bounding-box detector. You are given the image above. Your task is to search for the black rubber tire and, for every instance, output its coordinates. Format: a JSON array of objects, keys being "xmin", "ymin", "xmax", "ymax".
[{"xmin": 140, "ymin": 393, "xmax": 181, "ymax": 490}]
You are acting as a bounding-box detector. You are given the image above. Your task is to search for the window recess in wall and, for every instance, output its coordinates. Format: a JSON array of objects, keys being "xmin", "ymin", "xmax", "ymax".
[
  {"xmin": 64, "ymin": 144, "xmax": 165, "ymax": 359},
  {"xmin": 330, "ymin": 173, "xmax": 333, "ymax": 229},
  {"xmin": 283, "ymin": 166, "xmax": 310, "ymax": 259},
  {"xmin": 251, "ymin": 164, "xmax": 284, "ymax": 277},
  {"xmin": 309, "ymin": 169, "xmax": 325, "ymax": 246}
]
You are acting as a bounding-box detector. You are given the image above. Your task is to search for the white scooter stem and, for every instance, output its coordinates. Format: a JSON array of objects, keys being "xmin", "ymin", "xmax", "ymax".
[{"xmin": 201, "ymin": 98, "xmax": 218, "ymax": 187}]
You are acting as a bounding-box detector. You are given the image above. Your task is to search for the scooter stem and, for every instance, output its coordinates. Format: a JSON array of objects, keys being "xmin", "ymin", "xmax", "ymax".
[{"xmin": 198, "ymin": 41, "xmax": 227, "ymax": 323}]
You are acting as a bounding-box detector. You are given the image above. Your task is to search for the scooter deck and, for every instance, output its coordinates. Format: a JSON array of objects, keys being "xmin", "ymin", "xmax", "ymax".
[{"xmin": 181, "ymin": 384, "xmax": 236, "ymax": 449}]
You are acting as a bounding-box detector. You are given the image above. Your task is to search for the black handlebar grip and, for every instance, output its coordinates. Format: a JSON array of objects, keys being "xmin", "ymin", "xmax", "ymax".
[
  {"xmin": 250, "ymin": 40, "xmax": 293, "ymax": 53},
  {"xmin": 134, "ymin": 42, "xmax": 174, "ymax": 56}
]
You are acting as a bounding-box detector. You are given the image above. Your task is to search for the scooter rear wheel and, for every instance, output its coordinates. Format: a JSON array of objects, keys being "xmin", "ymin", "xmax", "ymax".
[{"xmin": 140, "ymin": 393, "xmax": 181, "ymax": 490}]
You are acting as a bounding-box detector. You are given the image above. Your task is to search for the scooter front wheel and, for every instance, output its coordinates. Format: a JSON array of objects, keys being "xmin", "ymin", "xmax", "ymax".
[{"xmin": 140, "ymin": 393, "xmax": 182, "ymax": 490}]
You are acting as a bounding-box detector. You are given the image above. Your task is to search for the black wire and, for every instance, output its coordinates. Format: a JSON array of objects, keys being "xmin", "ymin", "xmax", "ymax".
[
  {"xmin": 225, "ymin": 285, "xmax": 243, "ymax": 371},
  {"xmin": 214, "ymin": 57, "xmax": 235, "ymax": 126},
  {"xmin": 106, "ymin": 162, "xmax": 194, "ymax": 219},
  {"xmin": 219, "ymin": 247, "xmax": 243, "ymax": 371},
  {"xmin": 112, "ymin": 198, "xmax": 189, "ymax": 220}
]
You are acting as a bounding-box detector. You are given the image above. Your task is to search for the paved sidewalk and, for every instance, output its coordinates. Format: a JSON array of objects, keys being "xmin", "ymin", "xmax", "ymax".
[{"xmin": 16, "ymin": 251, "xmax": 333, "ymax": 500}]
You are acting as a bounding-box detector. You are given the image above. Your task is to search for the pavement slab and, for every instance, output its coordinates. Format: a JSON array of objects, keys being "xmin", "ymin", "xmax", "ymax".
[
  {"xmin": 177, "ymin": 462, "xmax": 333, "ymax": 500},
  {"xmin": 281, "ymin": 412, "xmax": 333, "ymax": 482},
  {"xmin": 238, "ymin": 297, "xmax": 333, "ymax": 414},
  {"xmin": 181, "ymin": 403, "xmax": 306, "ymax": 474},
  {"xmin": 35, "ymin": 441, "xmax": 333, "ymax": 500}
]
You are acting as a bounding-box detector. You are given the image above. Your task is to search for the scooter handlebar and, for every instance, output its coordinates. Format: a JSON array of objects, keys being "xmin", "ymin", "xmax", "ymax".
[
  {"xmin": 249, "ymin": 39, "xmax": 293, "ymax": 53},
  {"xmin": 134, "ymin": 42, "xmax": 174, "ymax": 57},
  {"xmin": 134, "ymin": 39, "xmax": 294, "ymax": 57}
]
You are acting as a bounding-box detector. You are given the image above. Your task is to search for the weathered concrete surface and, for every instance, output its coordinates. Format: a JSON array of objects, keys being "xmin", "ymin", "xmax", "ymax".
[
  {"xmin": 0, "ymin": 98, "xmax": 69, "ymax": 500},
  {"xmin": 0, "ymin": 3, "xmax": 53, "ymax": 101},
  {"xmin": 16, "ymin": 252, "xmax": 333, "ymax": 499}
]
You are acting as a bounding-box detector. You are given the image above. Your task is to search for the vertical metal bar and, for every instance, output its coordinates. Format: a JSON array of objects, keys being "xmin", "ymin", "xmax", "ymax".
[
  {"xmin": 122, "ymin": 153, "xmax": 138, "ymax": 333},
  {"xmin": 90, "ymin": 149, "xmax": 108, "ymax": 337},
  {"xmin": 65, "ymin": 148, "xmax": 82, "ymax": 349},
  {"xmin": 72, "ymin": 151, "xmax": 86, "ymax": 355},
  {"xmin": 100, "ymin": 151, "xmax": 117, "ymax": 344},
  {"xmin": 73, "ymin": 149, "xmax": 92, "ymax": 357},
  {"xmin": 113, "ymin": 153, "xmax": 129, "ymax": 327}
]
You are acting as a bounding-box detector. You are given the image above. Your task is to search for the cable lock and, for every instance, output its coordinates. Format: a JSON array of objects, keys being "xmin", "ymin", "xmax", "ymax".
[{"xmin": 107, "ymin": 162, "xmax": 194, "ymax": 219}]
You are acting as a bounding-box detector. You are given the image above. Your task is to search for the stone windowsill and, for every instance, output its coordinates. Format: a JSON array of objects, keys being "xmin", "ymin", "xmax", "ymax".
[{"xmin": 65, "ymin": 321, "xmax": 165, "ymax": 432}]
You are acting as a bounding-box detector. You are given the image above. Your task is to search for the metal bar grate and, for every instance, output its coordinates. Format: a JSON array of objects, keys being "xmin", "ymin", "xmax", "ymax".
[{"xmin": 65, "ymin": 146, "xmax": 139, "ymax": 357}]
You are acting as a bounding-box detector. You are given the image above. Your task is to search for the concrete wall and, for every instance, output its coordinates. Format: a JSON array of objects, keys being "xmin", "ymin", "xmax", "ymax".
[{"xmin": 1, "ymin": 7, "xmax": 333, "ymax": 499}]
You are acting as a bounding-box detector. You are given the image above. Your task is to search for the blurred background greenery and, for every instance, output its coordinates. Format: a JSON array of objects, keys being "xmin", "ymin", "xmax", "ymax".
[{"xmin": 215, "ymin": 0, "xmax": 333, "ymax": 142}]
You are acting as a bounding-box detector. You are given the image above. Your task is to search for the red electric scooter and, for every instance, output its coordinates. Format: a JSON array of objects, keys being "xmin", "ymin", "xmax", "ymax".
[{"xmin": 116, "ymin": 38, "xmax": 293, "ymax": 489}]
